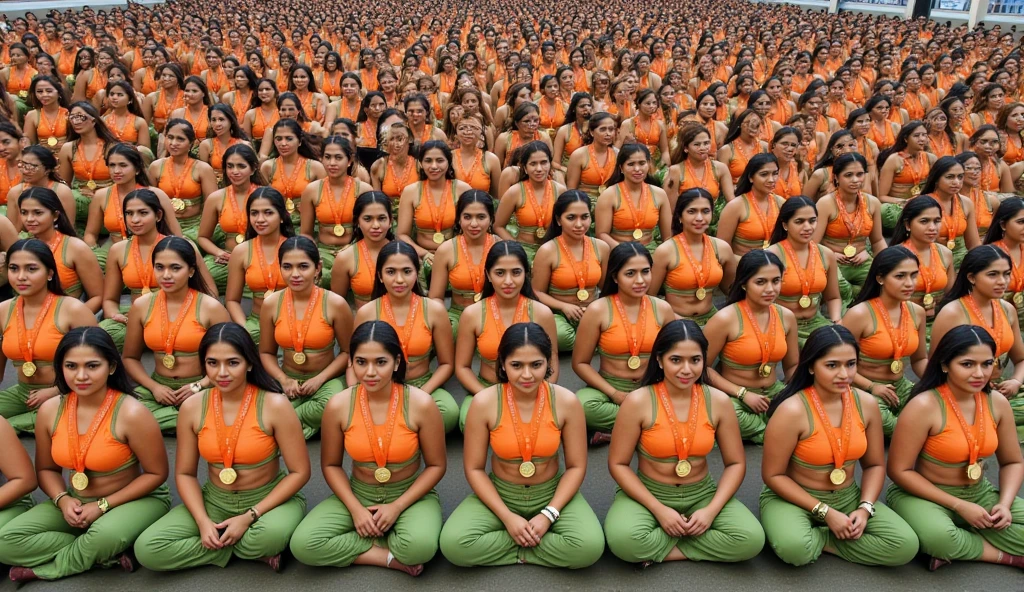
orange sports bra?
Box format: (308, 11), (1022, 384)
(734, 193), (780, 248)
(664, 235), (724, 296)
(120, 235), (164, 294)
(47, 233), (80, 294)
(824, 194), (872, 241)
(0, 159), (21, 204)
(156, 159), (202, 203)
(244, 237), (288, 296)
(596, 295), (663, 359)
(251, 108), (279, 142)
(142, 291), (207, 354)
(611, 183), (660, 234)
(349, 241), (377, 302)
(1, 295), (66, 364)
(791, 389), (868, 469)
(960, 296), (1014, 358)
(938, 195), (968, 242)
(549, 237), (603, 295)
(453, 149), (490, 192)
(637, 383), (716, 462)
(376, 295), (433, 363)
(272, 288), (336, 353)
(903, 241), (948, 296)
(561, 125), (584, 165)
(50, 393), (136, 474)
(103, 112), (139, 143)
(314, 177), (359, 233)
(920, 389), (998, 466)
(515, 181), (555, 232)
(972, 188), (994, 234)
(197, 389), (280, 468)
(210, 138), (243, 172)
(727, 140), (764, 183)
(103, 184), (143, 237)
(344, 384), (420, 466)
(35, 107), (68, 141)
(71, 142), (111, 183)
(720, 303), (788, 370)
(892, 152), (928, 187)
(489, 382), (561, 462)
(632, 116), (662, 149)
(381, 157), (417, 200)
(778, 241), (828, 300)
(774, 161), (802, 199)
(413, 181), (458, 235)
(477, 296), (534, 363)
(579, 145), (616, 188)
(867, 121), (894, 151)
(679, 159), (720, 198)
(218, 185), (250, 236)
(859, 299), (920, 363)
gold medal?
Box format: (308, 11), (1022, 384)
(519, 461), (536, 478)
(234, 233), (244, 244)
(71, 471), (89, 490)
(293, 351), (307, 365)
(675, 459), (691, 477)
(374, 467), (392, 483)
(922, 293), (934, 307)
(910, 184), (921, 197)
(535, 227), (546, 239)
(1015, 292), (1024, 308)
(946, 239), (956, 250)
(632, 228), (643, 240)
(829, 468), (846, 485)
(577, 288), (590, 301)
(162, 354), (176, 369)
(47, 137), (57, 147)
(432, 231), (445, 244)
(285, 198), (295, 212)
(759, 363), (773, 377)
(171, 197), (186, 212)
(21, 361), (36, 377)
(799, 295), (812, 308)
(333, 224), (345, 237)
(695, 287), (707, 301)
(473, 292), (482, 302)
(219, 467), (237, 484)
(86, 180), (97, 190)
(627, 355), (642, 370)
(843, 244), (856, 258)
(890, 360), (904, 374)
(17, 90), (27, 98)
(762, 240), (770, 249)
(966, 462), (982, 480)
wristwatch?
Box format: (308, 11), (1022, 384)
(97, 498), (109, 514)
(735, 387), (748, 400)
(190, 382), (203, 394)
(858, 501), (876, 517)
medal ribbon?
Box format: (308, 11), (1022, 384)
(159, 289), (196, 357)
(285, 287), (321, 356)
(525, 180), (551, 231)
(488, 295), (529, 334)
(357, 383), (402, 470)
(683, 158), (712, 191)
(253, 236), (284, 293)
(502, 382), (547, 463)
(654, 382), (702, 463)
(746, 193), (776, 244)
(940, 195), (960, 243)
(781, 239), (818, 298)
(836, 192), (865, 240)
(279, 157), (306, 198)
(421, 181), (453, 234)
(66, 389), (119, 477)
(964, 294), (1004, 352)
(169, 159), (194, 199)
(996, 241), (1024, 292)
(223, 185), (249, 234)
(676, 234), (713, 291)
(129, 235), (162, 291)
(322, 176), (353, 226)
(617, 183), (649, 234)
(937, 385), (987, 469)
(458, 235), (493, 294)
(738, 300), (777, 369)
(873, 299), (909, 363)
(16, 292), (55, 368)
(212, 384), (257, 471)
(902, 241), (935, 294)
(806, 386), (853, 472)
(612, 294), (649, 360)
(381, 294), (420, 360)
(112, 185), (129, 237)
(588, 145), (614, 186)
(453, 149), (481, 183)
(556, 236), (592, 292)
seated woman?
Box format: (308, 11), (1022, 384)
(594, 144), (672, 255)
(886, 325), (1024, 571)
(122, 237), (230, 432)
(439, 322), (604, 569)
(134, 322), (310, 572)
(650, 188), (735, 326)
(290, 321), (446, 576)
(573, 242), (674, 440)
(149, 119), (219, 243)
(454, 241), (558, 432)
(494, 141), (565, 264)
(716, 153), (785, 257)
(759, 325), (918, 567)
(891, 196), (955, 329)
(0, 415), (34, 531)
(354, 241), (458, 433)
(0, 327), (170, 581)
(0, 239), (97, 433)
(6, 145), (76, 231)
(532, 190), (608, 352)
(260, 118), (326, 228)
(332, 192), (395, 310)
(604, 319), (765, 565)
(703, 250), (799, 444)
(922, 156), (980, 270)
(877, 122), (936, 233)
(259, 236), (352, 439)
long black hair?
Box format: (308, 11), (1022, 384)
(640, 319), (709, 386)
(876, 121), (926, 171)
(542, 190), (590, 242)
(890, 195), (941, 246)
(495, 322), (554, 383)
(123, 188), (174, 236)
(983, 197), (1024, 245)
(244, 187), (296, 240)
(767, 195), (815, 245)
(53, 327), (136, 395)
(919, 155), (963, 196)
(350, 191), (395, 243)
(767, 324), (859, 416)
(417, 140), (455, 180)
(6, 238), (65, 296)
(849, 245), (919, 308)
(727, 249), (784, 305)
(454, 189), (495, 237)
(671, 189), (714, 236)
(152, 236), (215, 296)
(370, 240), (424, 299)
(910, 325), (996, 397)
(600, 241), (652, 297)
(199, 322), (283, 393)
(813, 129), (854, 171)
(734, 153), (779, 196)
(936, 245), (1012, 312)
(605, 143), (660, 186)
(350, 320), (407, 384)
(17, 187), (76, 237)
(481, 241), (536, 299)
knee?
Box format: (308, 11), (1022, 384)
(560, 532), (606, 569)
(766, 528), (818, 567)
(604, 522), (652, 563)
(133, 528), (167, 571)
(438, 522), (477, 567)
(391, 531), (439, 566)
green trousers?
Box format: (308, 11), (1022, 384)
(797, 312), (833, 348)
(838, 259), (871, 308)
(732, 381), (785, 444)
(407, 373), (459, 433)
(874, 376), (915, 437)
(134, 474), (306, 571)
(135, 373), (199, 432)
(949, 236), (967, 270)
(0, 487), (170, 579)
(92, 241), (111, 272)
(886, 480), (1024, 561)
(285, 370), (345, 440)
(439, 473), (604, 569)
(683, 306), (717, 328)
(553, 311), (577, 352)
(99, 303), (131, 352)
(604, 473), (764, 563)
(1009, 394), (1024, 443)
(881, 202), (903, 234)
(317, 243), (341, 290)
(458, 375), (494, 433)
(709, 196), (726, 237)
(245, 311), (261, 346)
(179, 214), (202, 244)
(759, 483), (918, 567)
(203, 255), (230, 297)
(448, 306), (464, 338)
(290, 473), (441, 567)
(72, 189), (92, 238)
(577, 374), (640, 433)
(0, 381), (41, 433)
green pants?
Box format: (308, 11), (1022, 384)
(874, 376), (915, 437)
(317, 243), (341, 290)
(179, 214), (202, 244)
(886, 480), (1024, 561)
(457, 375), (494, 433)
(881, 202), (903, 234)
(1009, 393), (1024, 443)
(99, 303), (130, 352)
(448, 305), (464, 338)
(418, 257), (433, 294)
(733, 381), (785, 444)
(91, 241), (111, 272)
(838, 258), (871, 307)
(72, 189), (93, 238)
(285, 370), (345, 440)
(134, 373), (200, 432)
(203, 255), (230, 296)
(134, 474), (306, 571)
(245, 311), (260, 346)
(521, 241), (539, 266)
(683, 306), (717, 328)
(290, 473), (441, 567)
(553, 311), (577, 352)
(759, 483), (918, 567)
(797, 312), (833, 348)
(949, 236), (967, 270)
(0, 381), (40, 433)
(407, 373), (459, 433)
(709, 196), (726, 237)
(577, 374), (640, 433)
(604, 473), (764, 563)
(439, 473), (604, 569)
(0, 487), (170, 579)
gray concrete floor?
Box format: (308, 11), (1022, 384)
(4, 352), (1023, 592)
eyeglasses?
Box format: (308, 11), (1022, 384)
(16, 161), (40, 170)
(68, 114), (91, 123)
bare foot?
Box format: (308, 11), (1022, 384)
(259, 554), (282, 572)
(9, 567), (38, 582)
(589, 431), (612, 446)
(928, 557), (951, 572)
(387, 558), (424, 576)
(119, 551), (136, 572)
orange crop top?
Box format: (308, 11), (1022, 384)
(824, 195), (872, 241)
(921, 390), (999, 466)
(272, 288), (336, 353)
(938, 195), (968, 242)
(597, 295), (663, 359)
(156, 159), (202, 203)
(549, 237), (603, 295)
(515, 181), (555, 232)
(778, 242), (828, 299)
(50, 234), (80, 294)
(664, 235), (724, 296)
(1, 295), (66, 364)
(35, 107), (68, 141)
(103, 184), (143, 236)
(71, 142), (111, 184)
(734, 193), (781, 247)
(453, 149), (491, 192)
(197, 390), (280, 468)
(637, 384), (716, 462)
(349, 241), (377, 302)
(142, 291), (207, 354)
(344, 385), (420, 466)
(489, 382), (561, 462)
(679, 159), (720, 198)
(960, 297), (1014, 358)
(314, 178), (358, 233)
(413, 181), (458, 235)
(720, 303), (788, 370)
(859, 300), (920, 363)
(903, 242), (948, 296)
(611, 183), (661, 234)
(218, 185), (250, 236)
(376, 295), (433, 363)
(244, 238), (288, 296)
(449, 236), (496, 301)
(579, 146), (616, 188)
(381, 157), (417, 200)
(477, 296), (534, 363)
(269, 158), (313, 199)
(103, 112), (140, 144)
(791, 389), (868, 469)
(120, 235), (164, 293)
(50, 393), (136, 474)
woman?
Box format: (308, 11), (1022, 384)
(289, 320), (445, 574)
(769, 127), (806, 199)
(536, 75), (568, 140)
(1, 43), (38, 118)
(717, 153), (785, 257)
(324, 73), (362, 124)
(865, 95), (900, 153)
(0, 239), (97, 433)
(199, 48), (230, 100)
(494, 103), (551, 168)
(878, 122), (937, 232)
(594, 144), (672, 254)
(17, 187), (102, 311)
(495, 142), (566, 263)
(370, 123), (418, 220)
(564, 112), (618, 222)
(619, 89), (671, 173)
(261, 118), (326, 228)
(802, 130), (857, 200)
(961, 152), (1001, 238)
(151, 120), (219, 242)
(451, 115), (500, 196)
(923, 156), (981, 269)
(759, 325), (918, 567)
(7, 145), (76, 231)
(197, 145), (265, 294)
(405, 94), (446, 145)
(259, 236), (352, 439)
(354, 241), (458, 433)
(23, 75), (69, 155)
(259, 94), (327, 153)
(241, 78), (280, 153)
(168, 77), (213, 148)
(332, 192), (395, 310)
(703, 250), (799, 443)
(604, 319), (765, 564)
(532, 190), (609, 351)
(650, 188), (735, 324)
(892, 196), (956, 324)
(100, 80), (151, 154)
(58, 102), (117, 235)
(664, 123), (734, 225)
(454, 241), (558, 431)
(299, 136), (370, 288)
(970, 125), (1016, 194)
(0, 415), (34, 531)
(842, 246), (929, 436)
(122, 237), (230, 431)
(225, 187), (294, 345)
(716, 110), (769, 185)
(997, 102), (1024, 190)
(0, 327), (170, 581)
(552, 93), (591, 177)
(986, 199), (1024, 330)
(355, 91), (386, 149)
(134, 322), (310, 572)
(0, 123), (24, 216)
(574, 242), (675, 438)
(196, 105), (251, 185)
(886, 325), (1024, 570)
(925, 107), (961, 159)
(969, 84), (1005, 131)
(287, 64), (327, 124)
(767, 197), (842, 345)
(221, 67), (258, 122)
(142, 63), (185, 137)
(440, 322), (604, 569)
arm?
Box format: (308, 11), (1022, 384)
(419, 301), (454, 394)
(493, 185), (519, 241)
(961, 197), (980, 250)
(803, 170), (824, 200)
(251, 395), (311, 517)
(571, 300), (624, 402)
(868, 197), (887, 255)
(101, 243), (127, 321)
(396, 186), (429, 259)
(877, 156), (898, 203)
(534, 306), (560, 383)
(224, 246), (248, 325)
(714, 198), (740, 248)
(100, 399), (170, 510)
(0, 418), (36, 507)
(655, 188), (673, 245)
(594, 188), (618, 249)
(454, 304), (489, 394)
(82, 189), (106, 247)
(716, 161), (736, 201)
(426, 242), (452, 302)
(823, 249), (842, 323)
(564, 149), (583, 189)
(298, 180), (318, 238)
(196, 192), (226, 261)
(781, 309), (800, 381)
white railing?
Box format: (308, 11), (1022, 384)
(987, 0), (1023, 12)
(931, 0), (970, 10)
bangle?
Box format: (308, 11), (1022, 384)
(858, 501), (876, 517)
(248, 507), (261, 522)
(816, 503), (830, 521)
(52, 492), (69, 507)
(540, 509), (555, 523)
(190, 382), (203, 394)
(543, 505), (560, 521)
(735, 386), (747, 399)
